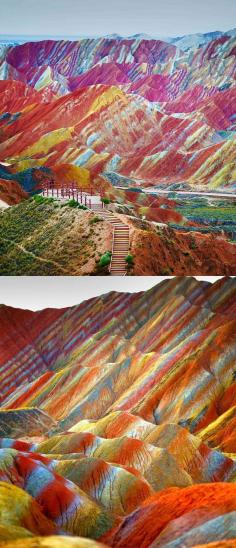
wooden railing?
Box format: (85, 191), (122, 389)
(42, 183), (105, 208)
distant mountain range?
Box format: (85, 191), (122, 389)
(0, 28), (235, 197)
(1, 27), (236, 49)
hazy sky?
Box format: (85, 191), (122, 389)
(0, 277), (221, 310)
(1, 0), (235, 38)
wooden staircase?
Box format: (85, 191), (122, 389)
(98, 210), (130, 276)
(41, 186), (130, 276)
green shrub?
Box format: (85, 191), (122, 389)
(99, 251), (112, 267)
(66, 199), (79, 208)
(33, 194), (55, 204)
(62, 200), (87, 210)
(33, 194), (44, 204)
(89, 216), (102, 224)
(125, 254), (134, 265)
(101, 197), (110, 204)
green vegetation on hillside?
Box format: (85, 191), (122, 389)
(177, 205), (236, 222)
(0, 198), (110, 275)
(175, 199), (236, 240)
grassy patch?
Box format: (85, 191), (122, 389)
(89, 216), (102, 225)
(0, 199), (108, 275)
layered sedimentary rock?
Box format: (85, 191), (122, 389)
(0, 277), (236, 545)
(0, 31), (235, 195)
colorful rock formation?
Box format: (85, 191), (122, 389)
(0, 31), (235, 195)
(0, 277), (236, 545)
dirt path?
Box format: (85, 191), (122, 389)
(1, 237), (69, 274)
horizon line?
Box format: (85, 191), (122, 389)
(0, 277), (224, 312)
(0, 28), (234, 41)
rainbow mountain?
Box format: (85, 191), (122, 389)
(0, 30), (235, 196)
(0, 276), (236, 546)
